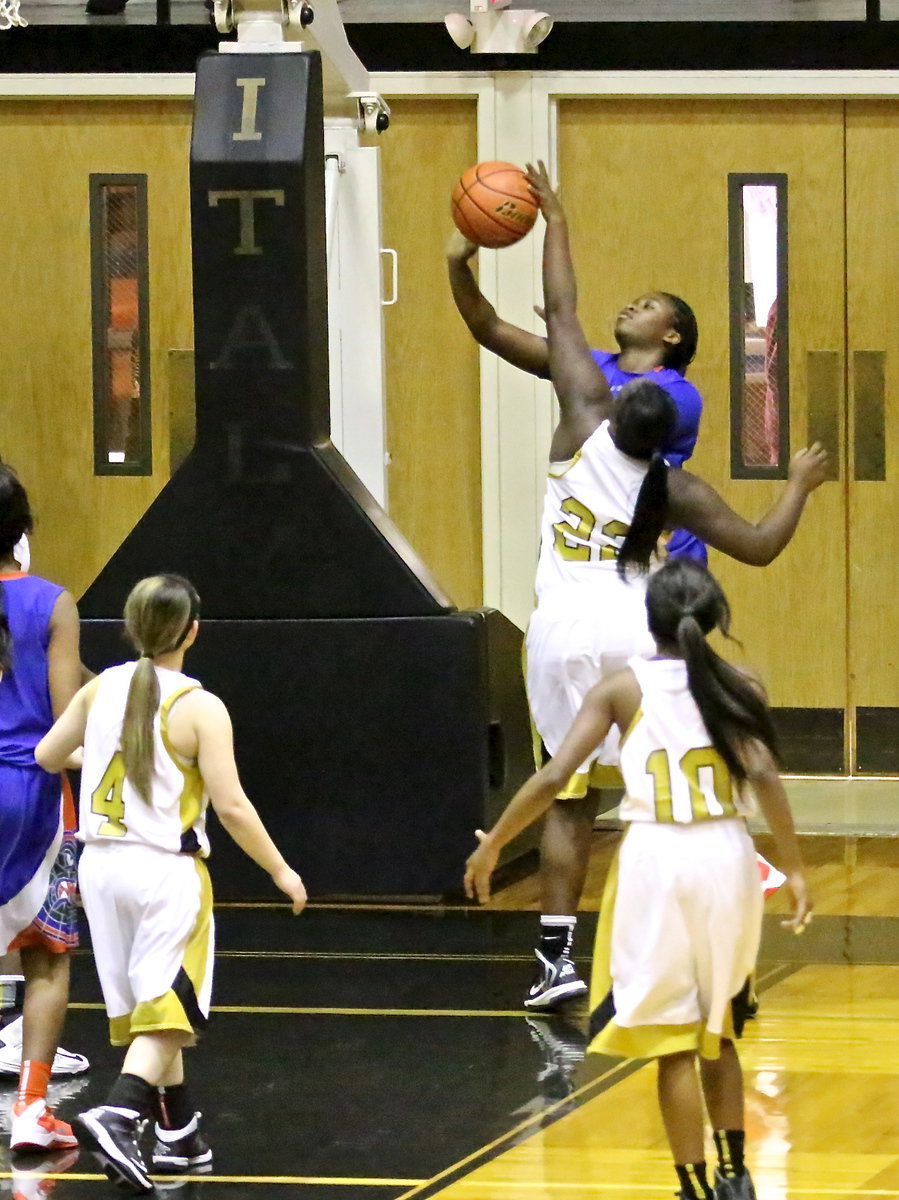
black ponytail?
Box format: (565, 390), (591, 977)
(610, 379), (677, 578)
(646, 558), (779, 783)
(617, 454), (669, 577)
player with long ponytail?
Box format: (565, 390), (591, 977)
(120, 575), (200, 804)
(36, 573), (306, 1195)
(465, 557), (810, 1200)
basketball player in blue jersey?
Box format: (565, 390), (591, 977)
(0, 528), (90, 1085)
(446, 231), (704, 561)
(465, 558), (810, 1200)
(0, 466), (84, 1156)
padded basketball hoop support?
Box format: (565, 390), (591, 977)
(80, 52), (534, 897)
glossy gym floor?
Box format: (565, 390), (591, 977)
(2, 789), (899, 1200)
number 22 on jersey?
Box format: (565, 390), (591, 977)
(91, 753), (128, 837)
(553, 497), (629, 561)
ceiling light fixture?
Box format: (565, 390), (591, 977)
(444, 0), (553, 53)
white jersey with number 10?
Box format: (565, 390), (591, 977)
(619, 655), (755, 825)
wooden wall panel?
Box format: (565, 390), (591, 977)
(558, 100), (847, 708)
(845, 103), (899, 712)
(0, 99), (193, 600)
(377, 97), (482, 610)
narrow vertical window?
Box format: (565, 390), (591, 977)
(728, 175), (789, 478)
(90, 175), (151, 475)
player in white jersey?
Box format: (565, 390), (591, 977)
(36, 574), (306, 1196)
(516, 161), (825, 1012)
(465, 557), (811, 1200)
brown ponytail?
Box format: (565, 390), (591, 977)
(121, 575), (200, 803)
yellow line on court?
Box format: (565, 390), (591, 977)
(393, 1061), (635, 1200)
(2, 1173), (424, 1186)
(216, 902), (471, 912)
(215, 950), (531, 962)
(66, 1002), (534, 1017)
(448, 1186), (899, 1196)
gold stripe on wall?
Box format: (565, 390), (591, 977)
(853, 349), (886, 482)
(807, 349), (841, 481)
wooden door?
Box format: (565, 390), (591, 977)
(377, 97), (483, 610)
(0, 99), (194, 598)
(845, 102), (899, 773)
(558, 100), (849, 764)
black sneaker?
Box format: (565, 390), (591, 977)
(72, 1105), (153, 1195)
(151, 1111), (213, 1173)
(714, 1169), (757, 1199)
(523, 950), (588, 1010)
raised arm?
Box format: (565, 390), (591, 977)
(524, 162), (613, 459)
(666, 444), (828, 565)
(446, 230), (552, 377)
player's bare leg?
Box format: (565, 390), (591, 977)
(701, 1040), (755, 1198)
(9, 948), (77, 1154)
(18, 945), (70, 1067)
(658, 1051), (714, 1199)
(525, 788), (601, 1010)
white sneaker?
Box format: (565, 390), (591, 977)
(10, 1098), (78, 1152)
(0, 1017), (90, 1078)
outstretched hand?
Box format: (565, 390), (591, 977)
(463, 829), (500, 904)
(788, 442), (828, 493)
(524, 160), (564, 222)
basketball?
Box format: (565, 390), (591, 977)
(451, 161), (538, 249)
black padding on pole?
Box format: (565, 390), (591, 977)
(82, 610), (535, 898)
(80, 51), (449, 620)
(77, 50), (535, 896)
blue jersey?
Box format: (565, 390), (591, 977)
(591, 350), (706, 562)
(0, 573), (65, 910)
(0, 574), (63, 767)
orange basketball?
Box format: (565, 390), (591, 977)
(451, 161), (538, 249)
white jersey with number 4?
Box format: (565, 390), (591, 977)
(535, 419), (651, 598)
(79, 662), (210, 857)
(619, 656), (755, 824)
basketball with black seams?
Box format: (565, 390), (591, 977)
(451, 161), (538, 249)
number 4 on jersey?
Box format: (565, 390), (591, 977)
(91, 753), (128, 837)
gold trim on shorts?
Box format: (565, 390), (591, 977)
(108, 858), (214, 1046)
